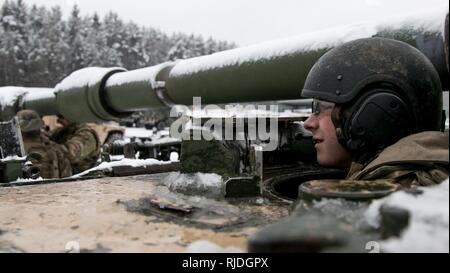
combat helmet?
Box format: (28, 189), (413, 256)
(301, 37), (443, 163)
(16, 109), (44, 134)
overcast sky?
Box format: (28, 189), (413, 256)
(2, 0), (448, 45)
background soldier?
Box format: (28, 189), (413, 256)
(17, 110), (72, 178)
(50, 116), (101, 174)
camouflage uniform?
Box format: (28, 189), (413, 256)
(346, 131), (449, 187)
(22, 132), (72, 179)
(50, 123), (100, 174)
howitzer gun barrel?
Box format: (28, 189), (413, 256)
(22, 88), (57, 116)
(13, 9), (448, 123)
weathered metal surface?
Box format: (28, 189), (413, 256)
(0, 173), (289, 252)
(298, 179), (400, 201)
(247, 213), (369, 253)
(224, 177), (260, 198)
(180, 139), (243, 177)
(379, 205), (411, 239)
(111, 162), (180, 177)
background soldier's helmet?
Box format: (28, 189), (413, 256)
(17, 109), (44, 133)
(301, 37), (443, 163)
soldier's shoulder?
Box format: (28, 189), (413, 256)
(366, 131), (449, 170)
(74, 123), (98, 136)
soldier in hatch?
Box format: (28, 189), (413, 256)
(302, 37), (449, 187)
(49, 116), (101, 175)
(17, 110), (72, 178)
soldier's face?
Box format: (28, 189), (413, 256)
(304, 100), (352, 169)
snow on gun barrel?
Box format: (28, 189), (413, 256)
(0, 7), (446, 123)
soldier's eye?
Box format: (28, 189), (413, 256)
(312, 100), (334, 116)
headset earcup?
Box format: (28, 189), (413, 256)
(343, 91), (413, 152)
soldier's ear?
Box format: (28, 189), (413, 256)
(331, 106), (346, 144)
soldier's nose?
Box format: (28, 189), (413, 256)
(304, 115), (318, 131)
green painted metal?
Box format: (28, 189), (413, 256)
(165, 49), (326, 105)
(104, 65), (172, 112)
(22, 88), (58, 117)
(54, 67), (126, 122)
(16, 10), (448, 123)
(164, 27), (448, 106)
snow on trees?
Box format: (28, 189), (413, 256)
(0, 0), (236, 87)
